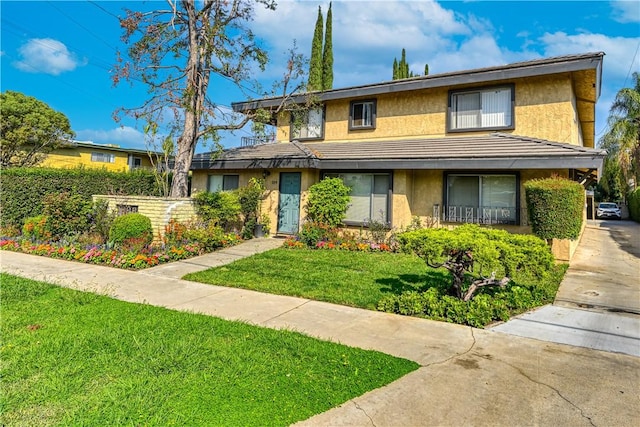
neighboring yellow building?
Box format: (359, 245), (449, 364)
(190, 53), (606, 236)
(41, 141), (158, 172)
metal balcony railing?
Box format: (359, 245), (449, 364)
(240, 134), (276, 147)
(433, 205), (527, 226)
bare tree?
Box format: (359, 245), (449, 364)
(113, 0), (307, 197)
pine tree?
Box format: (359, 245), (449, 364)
(321, 2), (333, 90)
(308, 6), (323, 91)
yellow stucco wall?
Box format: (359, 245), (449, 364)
(275, 73), (583, 146)
(191, 169), (319, 235)
(42, 147), (155, 171)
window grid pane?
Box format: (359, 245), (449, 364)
(451, 87), (512, 130)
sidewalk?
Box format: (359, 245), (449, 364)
(1, 238), (639, 426)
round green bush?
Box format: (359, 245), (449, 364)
(109, 213), (153, 246)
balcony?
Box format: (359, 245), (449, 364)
(240, 134), (276, 147)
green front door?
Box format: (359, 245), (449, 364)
(278, 172), (301, 234)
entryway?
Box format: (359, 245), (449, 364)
(277, 172), (301, 234)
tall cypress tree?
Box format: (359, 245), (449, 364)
(308, 6), (323, 91)
(322, 2), (333, 90)
(393, 58), (398, 80)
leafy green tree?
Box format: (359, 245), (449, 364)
(599, 72), (640, 191)
(308, 5), (324, 91)
(321, 2), (333, 91)
(0, 91), (74, 168)
(114, 1), (307, 198)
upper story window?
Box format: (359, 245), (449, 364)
(349, 99), (376, 130)
(448, 85), (514, 132)
(91, 152), (115, 163)
(291, 107), (324, 141)
(208, 174), (239, 192)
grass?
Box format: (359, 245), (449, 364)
(184, 248), (444, 310)
(1, 273), (419, 426)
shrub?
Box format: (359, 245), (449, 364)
(298, 222), (338, 247)
(41, 192), (92, 240)
(193, 191), (241, 229)
(182, 221), (238, 252)
(306, 177), (351, 227)
(0, 167), (161, 229)
(525, 177), (585, 240)
(398, 224), (554, 301)
(109, 213), (153, 247)
(89, 199), (116, 243)
(163, 219), (189, 246)
(22, 216), (51, 241)
(628, 187), (640, 222)
(237, 178), (265, 222)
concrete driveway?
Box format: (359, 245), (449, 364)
(491, 220), (640, 356)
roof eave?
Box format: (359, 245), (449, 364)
(232, 53), (605, 111)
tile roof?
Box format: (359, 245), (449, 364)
(191, 133), (605, 171)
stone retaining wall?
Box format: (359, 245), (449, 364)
(93, 195), (197, 241)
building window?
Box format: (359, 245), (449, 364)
(207, 174), (239, 192)
(91, 152), (115, 163)
(349, 99), (376, 130)
(132, 157), (142, 169)
(290, 107), (324, 141)
(324, 172), (391, 225)
(448, 85), (514, 132)
(444, 173), (518, 224)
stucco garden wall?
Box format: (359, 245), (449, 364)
(93, 195), (197, 241)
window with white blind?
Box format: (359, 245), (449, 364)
(91, 152), (115, 163)
(324, 172), (391, 224)
(349, 99), (376, 130)
(291, 107), (324, 140)
(448, 85), (514, 131)
(207, 174), (239, 192)
(445, 174), (518, 224)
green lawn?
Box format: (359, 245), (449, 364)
(1, 274), (419, 426)
(185, 248), (445, 310)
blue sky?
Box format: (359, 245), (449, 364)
(1, 0), (639, 152)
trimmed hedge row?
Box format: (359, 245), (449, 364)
(524, 177), (585, 240)
(0, 167), (162, 228)
(628, 187), (640, 222)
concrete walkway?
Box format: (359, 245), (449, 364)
(491, 221), (640, 357)
(1, 236), (639, 426)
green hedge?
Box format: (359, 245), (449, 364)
(628, 188), (640, 222)
(524, 177), (585, 240)
(0, 167), (161, 228)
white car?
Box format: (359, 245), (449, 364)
(596, 202), (622, 220)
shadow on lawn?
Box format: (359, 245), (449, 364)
(377, 271), (450, 295)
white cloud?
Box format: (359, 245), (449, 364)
(611, 1), (640, 24)
(13, 38), (85, 75)
(75, 126), (146, 149)
(540, 31), (640, 79)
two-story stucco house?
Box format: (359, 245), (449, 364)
(190, 52), (606, 236)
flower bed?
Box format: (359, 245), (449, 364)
(283, 236), (396, 253)
(0, 233), (241, 270)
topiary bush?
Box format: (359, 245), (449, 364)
(306, 177), (351, 227)
(109, 213), (153, 247)
(524, 177), (585, 240)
